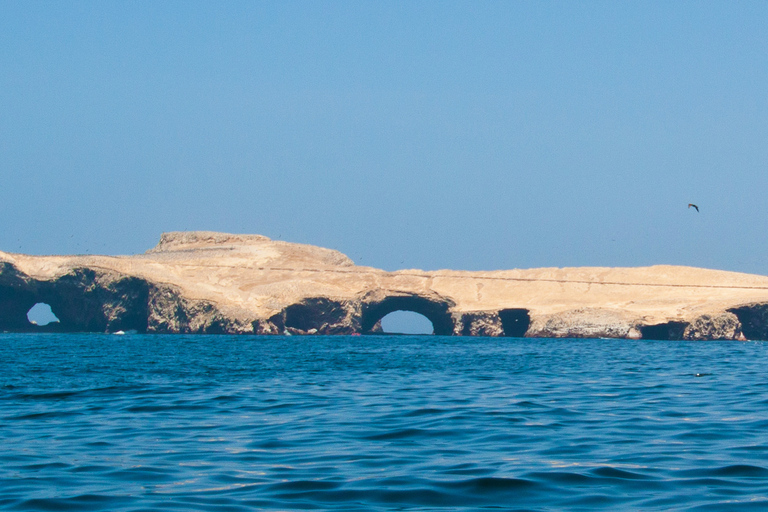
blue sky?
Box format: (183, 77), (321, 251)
(2, 1), (767, 275)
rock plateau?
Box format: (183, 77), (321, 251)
(3, 231), (768, 340)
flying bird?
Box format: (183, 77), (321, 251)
(688, 204), (699, 212)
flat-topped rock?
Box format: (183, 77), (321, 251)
(147, 231), (273, 252)
(2, 231), (768, 339)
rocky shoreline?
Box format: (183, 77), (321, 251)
(2, 231), (768, 340)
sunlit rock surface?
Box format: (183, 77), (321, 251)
(3, 231), (768, 340)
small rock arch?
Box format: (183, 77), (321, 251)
(360, 292), (455, 336)
(0, 268), (151, 333)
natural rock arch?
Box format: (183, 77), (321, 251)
(360, 292), (455, 336)
(0, 266), (151, 333)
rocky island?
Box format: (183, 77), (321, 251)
(2, 231), (768, 340)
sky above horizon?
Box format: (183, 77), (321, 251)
(2, 1), (767, 275)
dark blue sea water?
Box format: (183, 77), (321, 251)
(2, 334), (768, 511)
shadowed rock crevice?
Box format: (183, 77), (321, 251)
(0, 262), (38, 330)
(729, 303), (768, 340)
(639, 321), (688, 340)
(0, 286), (38, 330)
(281, 298), (359, 335)
(148, 284), (230, 334)
(361, 293), (455, 336)
(499, 308), (531, 337)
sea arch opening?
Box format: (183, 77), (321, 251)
(361, 294), (454, 336)
(379, 310), (435, 335)
(27, 302), (60, 327)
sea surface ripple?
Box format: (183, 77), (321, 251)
(2, 334), (768, 511)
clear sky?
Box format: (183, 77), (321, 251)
(2, 1), (767, 274)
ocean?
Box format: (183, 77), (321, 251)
(2, 333), (768, 511)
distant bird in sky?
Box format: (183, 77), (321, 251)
(688, 203), (699, 212)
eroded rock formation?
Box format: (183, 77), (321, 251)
(2, 231), (768, 340)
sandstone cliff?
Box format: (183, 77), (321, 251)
(2, 231), (768, 340)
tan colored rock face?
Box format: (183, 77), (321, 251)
(2, 231), (768, 339)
